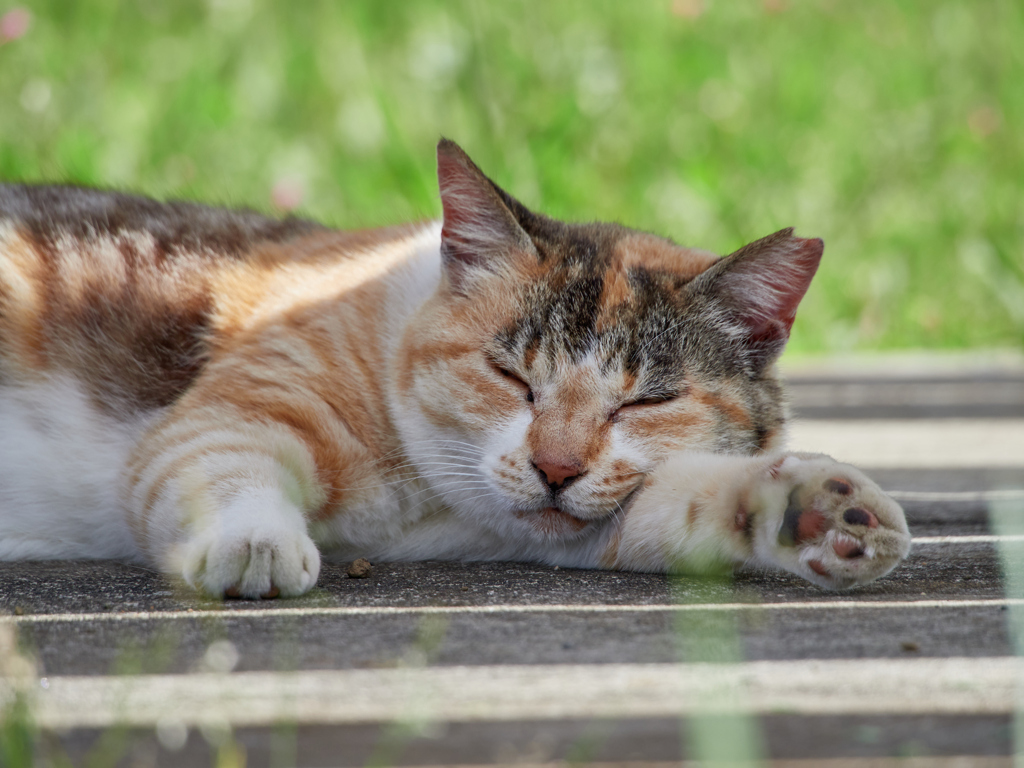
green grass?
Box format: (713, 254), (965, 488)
(1, 0), (1022, 353)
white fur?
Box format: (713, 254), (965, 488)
(176, 485), (320, 597)
(381, 223), (444, 347)
(0, 377), (150, 560)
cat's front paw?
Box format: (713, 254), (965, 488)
(750, 454), (910, 589)
(179, 512), (321, 599)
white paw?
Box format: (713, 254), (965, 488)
(180, 506), (320, 599)
(750, 454), (911, 589)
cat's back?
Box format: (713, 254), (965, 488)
(0, 184), (323, 402)
(0, 183), (324, 255)
(0, 183), (433, 410)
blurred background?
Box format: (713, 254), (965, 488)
(0, 0), (1021, 355)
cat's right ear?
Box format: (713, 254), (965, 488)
(688, 228), (824, 372)
(437, 139), (538, 292)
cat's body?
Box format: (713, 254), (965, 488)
(0, 141), (911, 597)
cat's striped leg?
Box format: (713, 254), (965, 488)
(125, 412), (327, 599)
(607, 451), (911, 589)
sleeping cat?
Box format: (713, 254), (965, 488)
(0, 139), (910, 598)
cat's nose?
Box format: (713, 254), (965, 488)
(532, 460), (582, 491)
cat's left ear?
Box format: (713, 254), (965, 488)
(690, 228), (824, 369)
(436, 138), (539, 292)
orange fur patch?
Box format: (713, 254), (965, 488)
(0, 232), (50, 372)
(613, 233), (719, 280)
(599, 525), (622, 568)
(687, 497), (705, 526)
(690, 386), (753, 430)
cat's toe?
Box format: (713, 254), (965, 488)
(181, 526), (320, 599)
(760, 455), (910, 589)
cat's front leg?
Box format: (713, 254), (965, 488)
(126, 419), (326, 599)
(176, 484), (321, 599)
(609, 452), (911, 589)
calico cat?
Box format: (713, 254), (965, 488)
(0, 140), (910, 598)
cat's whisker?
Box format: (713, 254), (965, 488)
(389, 468), (486, 486)
(400, 486), (497, 519)
(395, 438), (485, 457)
(319, 468), (434, 494)
(363, 441), (484, 471)
(416, 471), (485, 480)
(423, 438), (487, 453)
(332, 457), (482, 486)
(376, 453), (482, 469)
(610, 495), (628, 523)
(416, 475), (493, 488)
(415, 484), (493, 499)
(381, 477), (491, 504)
(343, 478), (493, 518)
(385, 460), (481, 472)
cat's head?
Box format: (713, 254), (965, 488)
(394, 139), (822, 544)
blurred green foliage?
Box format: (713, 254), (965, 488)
(1, 0), (1021, 352)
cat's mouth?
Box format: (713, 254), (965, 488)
(513, 505), (591, 537)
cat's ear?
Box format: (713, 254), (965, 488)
(437, 138), (538, 291)
(691, 228), (823, 370)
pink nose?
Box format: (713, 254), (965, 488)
(533, 460), (581, 490)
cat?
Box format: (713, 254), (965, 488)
(0, 139), (910, 599)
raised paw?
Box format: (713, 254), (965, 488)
(180, 514), (321, 599)
(752, 454), (911, 589)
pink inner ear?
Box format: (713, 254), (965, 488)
(437, 154), (478, 243)
(436, 141), (532, 276)
(437, 149), (488, 257)
(729, 235), (824, 339)
(769, 237), (824, 331)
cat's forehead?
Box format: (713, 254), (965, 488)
(530, 220), (717, 276)
(494, 223), (723, 382)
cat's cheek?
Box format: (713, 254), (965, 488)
(451, 366), (525, 422)
(479, 410), (542, 500)
(412, 363), (528, 436)
(615, 404), (720, 459)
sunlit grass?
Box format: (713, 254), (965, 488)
(0, 0), (1021, 352)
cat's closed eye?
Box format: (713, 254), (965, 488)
(493, 363), (534, 403)
(627, 395), (676, 407)
(611, 392), (680, 421)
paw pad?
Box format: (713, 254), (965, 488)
(778, 489), (829, 546)
(808, 560), (829, 576)
(825, 478), (853, 495)
(832, 534), (865, 559)
(765, 455), (911, 589)
(842, 507), (878, 528)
